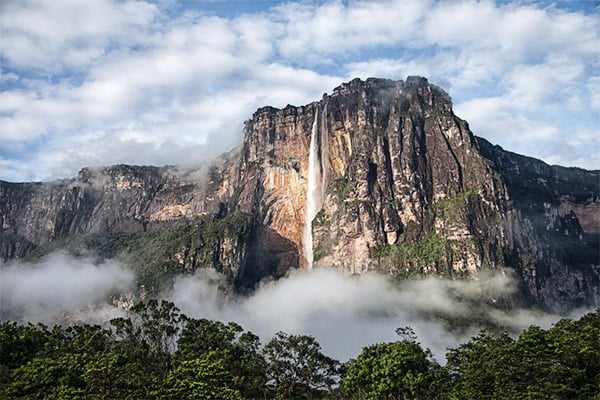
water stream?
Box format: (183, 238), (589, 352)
(303, 109), (321, 269)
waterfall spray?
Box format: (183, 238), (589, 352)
(303, 109), (321, 269)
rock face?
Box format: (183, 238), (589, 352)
(1, 77), (598, 311)
(1, 164), (218, 247)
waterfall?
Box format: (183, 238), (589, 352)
(303, 109), (321, 269)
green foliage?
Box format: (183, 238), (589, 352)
(110, 300), (181, 379)
(263, 331), (341, 399)
(0, 322), (50, 371)
(332, 177), (353, 202)
(445, 331), (515, 399)
(25, 212), (253, 294)
(434, 188), (479, 218)
(1, 307), (598, 400)
(125, 213), (252, 293)
(313, 209), (331, 228)
(340, 332), (448, 400)
(446, 309), (600, 399)
(163, 354), (243, 400)
(175, 318), (267, 399)
(370, 233), (451, 266)
(1, 322), (158, 399)
(314, 236), (335, 263)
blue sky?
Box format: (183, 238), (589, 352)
(1, 0), (598, 182)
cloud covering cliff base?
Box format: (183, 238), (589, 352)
(0, 252), (134, 325)
(167, 267), (568, 361)
(2, 252), (580, 362)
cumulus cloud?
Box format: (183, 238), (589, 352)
(0, 0), (598, 182)
(0, 252), (135, 325)
(166, 268), (570, 362)
(0, 0), (160, 71)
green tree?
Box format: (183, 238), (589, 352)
(341, 328), (447, 400)
(163, 352), (243, 400)
(4, 353), (87, 399)
(263, 331), (340, 399)
(445, 331), (513, 399)
(545, 310), (600, 398)
(0, 322), (50, 371)
(445, 308), (600, 399)
(0, 321), (51, 392)
(2, 324), (121, 399)
(110, 299), (181, 379)
(175, 318), (267, 399)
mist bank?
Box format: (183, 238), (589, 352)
(1, 252), (589, 362)
(0, 252), (134, 325)
(167, 267), (578, 361)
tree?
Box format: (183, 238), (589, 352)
(163, 352), (243, 400)
(543, 311), (600, 399)
(445, 331), (513, 399)
(0, 322), (50, 371)
(1, 324), (122, 399)
(263, 331), (340, 399)
(110, 299), (181, 379)
(175, 318), (267, 399)
(445, 309), (600, 399)
(0, 321), (51, 393)
(341, 329), (447, 400)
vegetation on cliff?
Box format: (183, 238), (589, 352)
(24, 212), (253, 294)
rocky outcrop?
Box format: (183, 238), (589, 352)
(1, 77), (598, 311)
(1, 165), (207, 244)
(476, 138), (600, 310)
(224, 77), (598, 310)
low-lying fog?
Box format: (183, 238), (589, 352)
(1, 252), (588, 362)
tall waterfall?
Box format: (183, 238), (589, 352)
(303, 109), (322, 269)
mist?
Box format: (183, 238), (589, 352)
(0, 253), (585, 362)
(166, 267), (573, 362)
(0, 252), (134, 325)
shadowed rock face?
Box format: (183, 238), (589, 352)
(1, 77), (598, 311)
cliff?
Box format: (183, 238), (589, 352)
(1, 77), (598, 311)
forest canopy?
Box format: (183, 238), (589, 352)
(1, 301), (598, 399)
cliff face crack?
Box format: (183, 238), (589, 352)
(320, 104), (329, 201)
(436, 120), (464, 190)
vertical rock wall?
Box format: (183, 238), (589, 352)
(232, 77), (599, 310)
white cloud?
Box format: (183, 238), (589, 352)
(274, 0), (430, 57)
(505, 57), (585, 110)
(0, 252), (135, 324)
(0, 0), (159, 71)
(588, 76), (600, 111)
(0, 0), (598, 182)
(345, 59), (413, 81)
(167, 267), (570, 362)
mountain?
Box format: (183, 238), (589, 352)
(1, 77), (598, 312)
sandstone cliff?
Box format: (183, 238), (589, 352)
(1, 77), (598, 311)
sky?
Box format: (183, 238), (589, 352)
(1, 0), (599, 182)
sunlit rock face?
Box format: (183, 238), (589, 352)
(224, 77), (599, 310)
(1, 77), (598, 311)
(234, 78), (509, 276)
